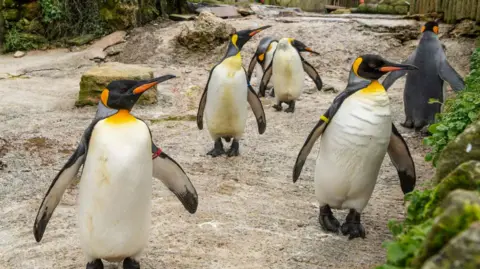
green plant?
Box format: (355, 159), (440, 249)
(424, 48), (480, 165)
(4, 27), (46, 52)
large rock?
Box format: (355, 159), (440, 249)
(423, 161), (480, 218)
(435, 119), (480, 183)
(76, 62), (157, 107)
(421, 221), (480, 269)
(176, 11), (236, 51)
(412, 190), (480, 268)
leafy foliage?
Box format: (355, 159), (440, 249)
(424, 48), (480, 165)
(39, 0), (108, 40)
(4, 27), (46, 52)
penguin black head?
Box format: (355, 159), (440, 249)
(100, 75), (176, 110)
(287, 38), (319, 55)
(225, 25), (271, 58)
(421, 21), (439, 35)
(352, 54), (418, 80)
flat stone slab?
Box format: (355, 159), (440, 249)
(196, 6), (241, 18)
(76, 62), (157, 107)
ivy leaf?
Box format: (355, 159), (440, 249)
(468, 111), (478, 121)
(386, 242), (409, 264)
(428, 98), (443, 105)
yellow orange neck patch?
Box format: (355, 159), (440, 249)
(360, 80), (385, 94)
(105, 109), (136, 124)
(353, 57), (363, 77)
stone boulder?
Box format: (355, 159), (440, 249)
(421, 221), (480, 269)
(435, 119), (480, 183)
(76, 62), (157, 107)
(423, 161), (480, 218)
(176, 11), (236, 51)
(412, 190), (480, 268)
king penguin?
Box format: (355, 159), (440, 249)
(33, 75), (199, 269)
(246, 36), (278, 95)
(293, 55), (418, 239)
(197, 26), (269, 157)
(259, 38), (323, 113)
(382, 21), (465, 133)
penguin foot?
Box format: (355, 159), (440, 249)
(86, 259), (103, 269)
(285, 101), (295, 113)
(401, 119), (414, 129)
(273, 103), (283, 111)
(318, 205), (340, 233)
(415, 126), (431, 137)
(340, 209), (366, 240)
(269, 88), (275, 97)
(123, 258), (140, 269)
(227, 139), (240, 157)
(207, 138), (225, 157)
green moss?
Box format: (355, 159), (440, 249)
(3, 0), (16, 8)
(4, 27), (47, 52)
(3, 8), (19, 21)
(377, 4), (395, 14)
(21, 2), (41, 20)
(394, 5), (409, 14)
(67, 34), (95, 46)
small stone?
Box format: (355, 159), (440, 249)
(13, 51), (26, 58)
(237, 7), (255, 16)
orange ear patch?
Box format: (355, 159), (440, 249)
(421, 26), (426, 33)
(433, 26), (439, 34)
(258, 53), (265, 61)
(101, 89), (109, 106)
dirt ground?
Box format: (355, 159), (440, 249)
(0, 12), (475, 269)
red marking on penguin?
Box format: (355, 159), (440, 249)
(152, 148), (163, 159)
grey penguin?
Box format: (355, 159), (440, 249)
(197, 26), (269, 157)
(33, 76), (198, 269)
(246, 36), (278, 95)
(293, 54), (417, 239)
(259, 38), (323, 113)
(382, 21), (465, 133)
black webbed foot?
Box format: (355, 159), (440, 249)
(227, 139), (240, 157)
(273, 102), (283, 111)
(401, 119), (414, 129)
(123, 257), (140, 269)
(318, 205), (340, 233)
(340, 209), (366, 240)
(285, 101), (295, 113)
(86, 259), (103, 269)
(207, 138), (225, 157)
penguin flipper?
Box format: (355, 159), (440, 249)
(387, 124), (416, 194)
(381, 50), (416, 90)
(439, 60), (465, 92)
(247, 84), (267, 134)
(246, 53), (258, 82)
(33, 143), (86, 242)
(301, 56), (323, 91)
(197, 66), (217, 130)
(152, 144), (198, 214)
(259, 61), (273, 97)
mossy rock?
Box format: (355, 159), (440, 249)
(435, 119), (480, 183)
(421, 221), (480, 269)
(377, 4), (395, 14)
(392, 0), (410, 6)
(99, 2), (139, 30)
(357, 4), (368, 13)
(332, 8), (351, 14)
(16, 18), (44, 34)
(3, 0), (16, 8)
(76, 62), (157, 107)
(4, 30), (47, 52)
(412, 190), (480, 267)
(21, 2), (40, 20)
(394, 5), (409, 14)
(67, 34), (96, 46)
(423, 161), (480, 219)
(3, 8), (19, 21)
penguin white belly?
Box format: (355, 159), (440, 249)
(314, 91), (392, 212)
(254, 62), (264, 92)
(272, 47), (304, 102)
(78, 119), (152, 262)
(205, 63), (248, 139)
(263, 44), (276, 88)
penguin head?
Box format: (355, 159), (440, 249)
(352, 54), (418, 80)
(421, 21), (439, 35)
(231, 25), (271, 51)
(286, 38), (319, 55)
(100, 75), (176, 110)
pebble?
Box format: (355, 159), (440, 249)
(13, 51), (26, 58)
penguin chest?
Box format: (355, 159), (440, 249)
(205, 63), (248, 138)
(314, 91), (392, 211)
(78, 119), (153, 261)
(272, 47), (304, 101)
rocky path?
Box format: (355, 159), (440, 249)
(0, 14), (475, 269)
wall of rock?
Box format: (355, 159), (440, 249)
(0, 0), (169, 53)
(354, 0), (411, 15)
